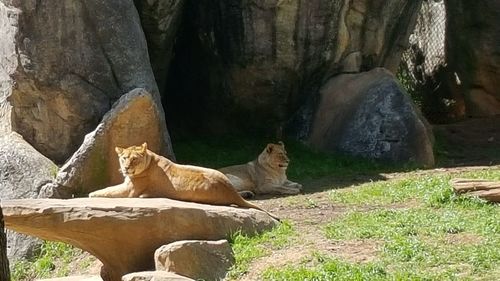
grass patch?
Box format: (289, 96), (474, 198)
(227, 221), (296, 280)
(323, 206), (499, 279)
(236, 168), (500, 280)
(322, 170), (500, 280)
(329, 168), (500, 206)
(262, 256), (388, 281)
(11, 241), (91, 281)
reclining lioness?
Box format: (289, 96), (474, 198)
(88, 143), (279, 220)
(219, 142), (302, 198)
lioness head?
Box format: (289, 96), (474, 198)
(115, 143), (150, 177)
(259, 141), (290, 170)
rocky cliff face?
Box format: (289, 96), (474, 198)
(0, 0), (173, 163)
(162, 0), (423, 136)
(445, 0), (500, 117)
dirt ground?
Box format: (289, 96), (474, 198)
(68, 117), (500, 280)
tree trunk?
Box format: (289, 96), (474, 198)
(451, 178), (500, 203)
(0, 206), (10, 281)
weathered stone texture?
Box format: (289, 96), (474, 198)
(134, 0), (185, 95)
(0, 0), (173, 163)
(0, 132), (57, 260)
(165, 0), (423, 136)
(155, 240), (234, 281)
(308, 68), (434, 167)
(3, 198), (277, 281)
(39, 89), (167, 199)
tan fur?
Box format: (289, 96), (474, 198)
(88, 143), (279, 220)
(219, 142), (302, 197)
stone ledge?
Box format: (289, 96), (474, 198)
(2, 198), (277, 281)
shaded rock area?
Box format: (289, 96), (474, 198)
(2, 198), (278, 281)
(0, 206), (9, 281)
(0, 132), (57, 260)
(122, 271), (193, 281)
(134, 0), (185, 95)
(164, 0), (423, 136)
(445, 0), (500, 117)
(155, 240), (234, 281)
(39, 88), (169, 199)
(308, 68), (434, 167)
(0, 0), (173, 163)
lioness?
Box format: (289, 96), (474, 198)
(88, 143), (278, 220)
(219, 142), (302, 198)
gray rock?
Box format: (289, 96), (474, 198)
(39, 88), (170, 198)
(155, 240), (234, 281)
(0, 0), (173, 163)
(308, 68), (434, 167)
(0, 132), (57, 260)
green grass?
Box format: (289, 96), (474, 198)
(329, 169), (500, 206)
(227, 221), (296, 279)
(322, 205), (499, 280)
(229, 167), (500, 280)
(11, 241), (91, 281)
(262, 257), (389, 281)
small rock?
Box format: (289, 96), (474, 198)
(155, 240), (235, 281)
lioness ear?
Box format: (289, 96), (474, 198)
(115, 147), (124, 154)
(141, 142), (148, 152)
(266, 144), (274, 154)
(278, 141), (285, 147)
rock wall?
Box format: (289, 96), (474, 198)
(0, 0), (173, 163)
(163, 0), (423, 136)
(134, 0), (185, 95)
(445, 0), (500, 117)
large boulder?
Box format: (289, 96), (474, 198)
(0, 0), (173, 163)
(0, 132), (57, 260)
(164, 0), (423, 135)
(444, 0), (500, 117)
(39, 89), (169, 199)
(3, 198), (278, 281)
(307, 68), (434, 167)
(155, 240), (234, 281)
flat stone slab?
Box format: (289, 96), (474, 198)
(2, 198), (277, 281)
